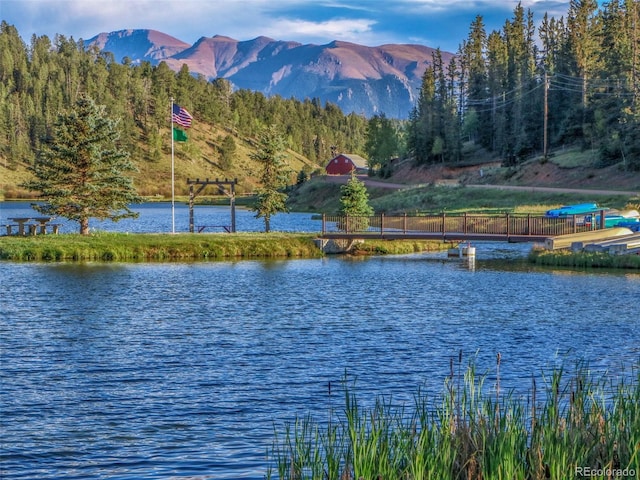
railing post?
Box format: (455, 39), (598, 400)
(403, 213), (407, 234)
(527, 214), (532, 235)
(506, 212), (510, 236)
(380, 213), (384, 235)
(599, 209), (606, 230)
(322, 213), (326, 235)
(442, 212), (446, 235)
(463, 212), (468, 234)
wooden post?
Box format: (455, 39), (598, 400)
(322, 213), (326, 235)
(189, 184), (195, 233)
(403, 213), (407, 234)
(230, 179), (236, 233)
(380, 213), (384, 235)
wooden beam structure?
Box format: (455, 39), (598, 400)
(187, 178), (237, 233)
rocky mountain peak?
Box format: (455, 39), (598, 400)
(86, 29), (454, 119)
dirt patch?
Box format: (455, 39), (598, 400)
(389, 160), (640, 193)
(390, 162), (498, 185)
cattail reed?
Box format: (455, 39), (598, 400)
(266, 359), (640, 480)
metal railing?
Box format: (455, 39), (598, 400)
(321, 212), (605, 240)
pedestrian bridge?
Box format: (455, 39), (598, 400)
(320, 212), (608, 243)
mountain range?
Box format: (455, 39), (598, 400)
(87, 29), (454, 119)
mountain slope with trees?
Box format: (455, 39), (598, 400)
(2, 0), (639, 206)
(407, 0), (640, 172)
(83, 30), (448, 119)
(0, 21), (369, 198)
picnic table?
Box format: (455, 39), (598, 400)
(5, 217), (61, 235)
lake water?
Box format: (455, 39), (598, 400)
(1, 203), (639, 479)
(0, 201), (321, 234)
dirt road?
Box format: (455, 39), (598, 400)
(323, 175), (639, 196)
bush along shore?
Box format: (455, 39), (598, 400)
(0, 232), (446, 262)
(529, 247), (640, 270)
(266, 358), (640, 480)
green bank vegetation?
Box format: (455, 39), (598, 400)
(529, 247), (640, 270)
(0, 232), (445, 262)
(0, 232), (321, 262)
(267, 359), (640, 480)
(288, 178), (638, 215)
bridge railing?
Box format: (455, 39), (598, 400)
(321, 213), (599, 237)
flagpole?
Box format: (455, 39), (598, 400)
(171, 97), (175, 234)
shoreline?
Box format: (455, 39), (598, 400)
(0, 232), (446, 262)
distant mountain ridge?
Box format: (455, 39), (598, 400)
(86, 29), (454, 119)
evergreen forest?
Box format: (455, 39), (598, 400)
(2, 0), (640, 200)
(408, 0), (640, 171)
(0, 21), (369, 195)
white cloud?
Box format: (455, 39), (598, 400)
(1, 0), (580, 50)
(263, 18), (377, 44)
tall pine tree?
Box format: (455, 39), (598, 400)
(250, 125), (290, 233)
(22, 95), (142, 234)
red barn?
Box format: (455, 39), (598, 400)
(325, 153), (369, 175)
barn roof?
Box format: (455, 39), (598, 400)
(337, 153), (368, 168)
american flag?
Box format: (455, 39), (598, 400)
(172, 103), (192, 128)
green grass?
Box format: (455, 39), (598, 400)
(0, 232), (324, 262)
(548, 146), (600, 168)
(350, 240), (447, 255)
(267, 358), (640, 480)
(0, 232), (450, 262)
(369, 185), (635, 215)
(529, 247), (640, 270)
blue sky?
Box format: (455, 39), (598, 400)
(3, 0), (587, 53)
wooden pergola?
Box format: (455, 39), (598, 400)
(187, 178), (237, 233)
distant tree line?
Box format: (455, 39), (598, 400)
(407, 0), (640, 171)
(3, 0), (640, 182)
(0, 21), (369, 172)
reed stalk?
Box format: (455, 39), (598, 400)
(267, 358), (640, 479)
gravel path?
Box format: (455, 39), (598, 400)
(323, 175), (639, 196)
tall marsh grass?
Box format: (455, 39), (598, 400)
(267, 356), (640, 479)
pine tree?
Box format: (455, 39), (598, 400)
(364, 113), (399, 177)
(250, 125), (290, 232)
(219, 134), (236, 171)
(22, 95), (142, 235)
(338, 173), (374, 231)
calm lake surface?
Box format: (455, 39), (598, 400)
(0, 201), (320, 234)
(1, 203), (639, 479)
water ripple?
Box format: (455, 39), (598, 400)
(1, 253), (639, 479)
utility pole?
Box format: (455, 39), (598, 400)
(543, 72), (549, 161)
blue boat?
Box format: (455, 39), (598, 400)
(584, 214), (640, 228)
(612, 219), (640, 231)
(545, 203), (602, 217)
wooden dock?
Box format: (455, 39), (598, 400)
(320, 212), (607, 243)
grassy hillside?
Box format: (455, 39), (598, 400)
(0, 122), (323, 201)
(287, 145), (640, 214)
(5, 126), (638, 216)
